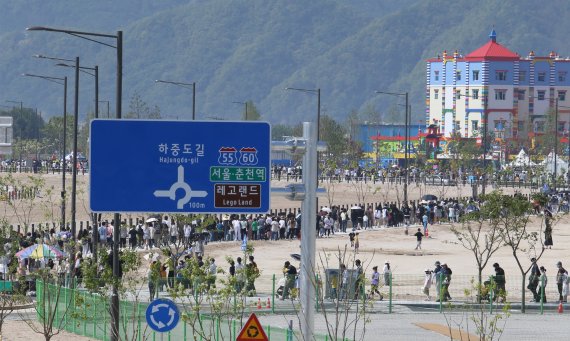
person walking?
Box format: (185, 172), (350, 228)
(369, 266), (382, 300)
(528, 257), (541, 302)
(441, 263), (452, 302)
(434, 261), (443, 301)
(382, 261), (391, 286)
(340, 263), (348, 300)
(422, 268), (433, 301)
(354, 259), (364, 299)
(539, 266), (548, 303)
(493, 263), (506, 302)
(556, 261), (568, 302)
(282, 261), (297, 300)
(414, 228), (424, 250)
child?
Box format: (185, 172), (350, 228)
(422, 213), (428, 235)
(369, 266), (382, 300)
(349, 232), (355, 247)
(422, 268), (433, 301)
(330, 271), (339, 300)
(354, 233), (360, 253)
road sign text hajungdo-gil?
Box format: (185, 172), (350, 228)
(90, 120), (270, 213)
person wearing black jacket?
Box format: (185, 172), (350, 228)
(528, 257), (541, 302)
(493, 263), (506, 302)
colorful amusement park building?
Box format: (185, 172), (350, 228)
(426, 30), (570, 150)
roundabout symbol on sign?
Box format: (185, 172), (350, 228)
(145, 298), (180, 333)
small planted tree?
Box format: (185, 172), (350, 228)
(450, 192), (505, 301)
(494, 192), (541, 313)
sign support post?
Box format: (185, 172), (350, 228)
(300, 122), (317, 341)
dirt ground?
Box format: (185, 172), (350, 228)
(0, 173), (550, 340)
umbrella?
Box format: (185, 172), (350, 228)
(15, 244), (67, 260)
(421, 194), (438, 201)
(145, 217), (159, 223)
(320, 207), (332, 213)
(290, 253), (301, 261)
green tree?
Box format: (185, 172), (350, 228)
(242, 100), (261, 121)
(450, 193), (505, 301)
(126, 92), (161, 119)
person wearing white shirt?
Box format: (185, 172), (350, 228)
(183, 224), (192, 247)
(232, 219), (241, 241)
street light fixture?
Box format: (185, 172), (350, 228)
(22, 73), (68, 231)
(55, 62), (99, 119)
(33, 53), (84, 245)
(376, 90), (409, 204)
(155, 79), (196, 120)
(27, 25), (123, 341)
(232, 101), (248, 120)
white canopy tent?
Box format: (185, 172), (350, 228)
(506, 149), (535, 168)
(541, 152), (568, 176)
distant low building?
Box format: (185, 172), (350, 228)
(0, 117), (13, 157)
(358, 123), (424, 165)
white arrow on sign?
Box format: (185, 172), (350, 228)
(167, 308), (176, 326)
(150, 315), (165, 329)
(152, 303), (169, 314)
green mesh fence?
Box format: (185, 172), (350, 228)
(35, 279), (333, 341)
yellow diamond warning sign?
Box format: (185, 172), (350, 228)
(236, 313), (268, 341)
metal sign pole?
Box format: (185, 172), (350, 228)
(300, 122), (316, 341)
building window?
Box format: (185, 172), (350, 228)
(472, 70), (479, 81)
(456, 71), (462, 81)
(454, 121), (461, 132)
(537, 90), (546, 100)
(559, 72), (567, 82)
(534, 121), (545, 133)
(471, 120), (479, 132)
(496, 71), (507, 81)
(558, 122), (565, 133)
(558, 91), (566, 101)
(472, 89), (479, 99)
(456, 90), (461, 99)
(434, 71), (439, 81)
(517, 89), (526, 100)
(518, 120), (525, 131)
(538, 72), (546, 82)
(495, 89), (506, 100)
(434, 89), (439, 99)
(519, 71), (526, 82)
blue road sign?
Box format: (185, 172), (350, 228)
(145, 298), (180, 333)
(90, 120), (271, 213)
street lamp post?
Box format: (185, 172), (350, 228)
(232, 101), (248, 120)
(27, 26), (123, 341)
(22, 73), (67, 230)
(376, 91), (409, 204)
(56, 63), (99, 119)
(36, 55), (100, 119)
(155, 80), (196, 120)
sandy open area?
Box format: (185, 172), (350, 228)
(0, 172), (555, 340)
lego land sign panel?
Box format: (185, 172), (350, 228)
(90, 119), (271, 213)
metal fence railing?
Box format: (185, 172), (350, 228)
(35, 279), (334, 341)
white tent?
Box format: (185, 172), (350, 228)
(507, 149), (535, 167)
(542, 152), (568, 176)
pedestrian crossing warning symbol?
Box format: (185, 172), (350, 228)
(236, 313), (268, 341)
